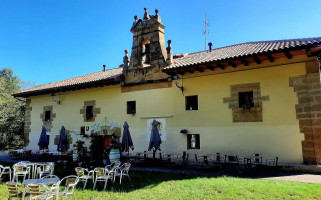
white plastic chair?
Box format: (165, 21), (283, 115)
(12, 164), (30, 182)
(37, 163), (54, 178)
(57, 175), (79, 200)
(41, 175), (60, 198)
(92, 166), (114, 191)
(0, 165), (12, 182)
(113, 162), (131, 184)
(75, 167), (94, 189)
(27, 183), (54, 200)
(6, 181), (26, 199)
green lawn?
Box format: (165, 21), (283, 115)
(1, 169), (321, 200)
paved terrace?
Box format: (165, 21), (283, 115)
(1, 150), (321, 184)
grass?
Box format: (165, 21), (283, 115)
(0, 161), (321, 199)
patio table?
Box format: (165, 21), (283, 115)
(22, 177), (60, 200)
(243, 156), (262, 165)
(17, 162), (54, 179)
(167, 153), (182, 162)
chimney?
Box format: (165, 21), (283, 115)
(166, 40), (173, 65)
(208, 42), (213, 52)
(103, 65), (106, 72)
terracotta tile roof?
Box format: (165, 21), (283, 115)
(164, 37), (321, 70)
(14, 67), (123, 97)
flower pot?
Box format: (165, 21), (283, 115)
(109, 149), (120, 163)
(72, 149), (78, 162)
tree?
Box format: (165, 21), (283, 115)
(0, 68), (25, 148)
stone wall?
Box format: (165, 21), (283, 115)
(80, 100), (101, 122)
(223, 82), (269, 122)
(290, 59), (321, 164)
(40, 106), (56, 132)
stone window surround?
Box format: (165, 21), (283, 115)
(40, 105), (56, 132)
(223, 82), (269, 122)
(80, 100), (101, 122)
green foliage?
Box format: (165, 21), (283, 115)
(0, 68), (25, 148)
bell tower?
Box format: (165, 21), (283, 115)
(129, 8), (167, 69)
(122, 8), (172, 86)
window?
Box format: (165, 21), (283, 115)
(80, 126), (86, 136)
(86, 106), (94, 120)
(45, 111), (51, 121)
(142, 39), (151, 64)
(238, 91), (254, 109)
(185, 95), (198, 110)
(187, 134), (200, 149)
(127, 101), (136, 114)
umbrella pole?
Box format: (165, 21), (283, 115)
(153, 150), (156, 159)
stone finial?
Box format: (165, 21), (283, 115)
(155, 9), (161, 22)
(166, 40), (173, 65)
(123, 49), (130, 71)
(143, 8), (150, 20)
(134, 15), (138, 22)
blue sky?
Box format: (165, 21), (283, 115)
(1, 0), (321, 85)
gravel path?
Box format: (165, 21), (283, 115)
(263, 174), (321, 184)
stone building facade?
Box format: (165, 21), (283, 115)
(14, 8), (321, 164)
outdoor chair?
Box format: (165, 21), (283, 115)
(93, 167), (114, 190)
(27, 183), (54, 200)
(182, 152), (189, 165)
(194, 154), (203, 166)
(12, 164), (30, 183)
(113, 162), (131, 184)
(266, 156), (279, 166)
(57, 175), (79, 200)
(225, 155), (239, 164)
(37, 163), (54, 178)
(6, 181), (26, 200)
(213, 153), (223, 165)
(252, 154), (263, 166)
(0, 165), (12, 182)
(75, 167), (94, 189)
(111, 161), (121, 169)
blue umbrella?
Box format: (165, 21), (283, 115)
(57, 126), (69, 152)
(121, 121), (134, 154)
(38, 127), (49, 151)
(148, 120), (162, 158)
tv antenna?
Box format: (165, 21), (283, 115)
(202, 8), (210, 51)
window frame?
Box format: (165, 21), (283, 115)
(187, 134), (200, 149)
(127, 101), (136, 114)
(44, 110), (51, 122)
(85, 106), (94, 120)
(185, 95), (198, 111)
(238, 91), (254, 109)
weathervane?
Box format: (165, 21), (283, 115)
(202, 8), (210, 51)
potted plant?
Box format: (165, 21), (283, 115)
(103, 141), (121, 165)
(73, 140), (88, 165)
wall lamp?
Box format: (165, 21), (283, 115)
(50, 93), (61, 105)
(173, 75), (184, 95)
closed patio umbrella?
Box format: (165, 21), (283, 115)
(121, 121), (134, 155)
(148, 119), (162, 158)
(38, 127), (49, 151)
(57, 126), (69, 152)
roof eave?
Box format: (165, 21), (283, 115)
(13, 76), (122, 98)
